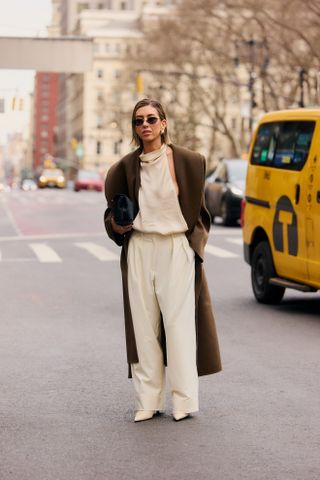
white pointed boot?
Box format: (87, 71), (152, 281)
(134, 410), (155, 422)
(173, 412), (190, 421)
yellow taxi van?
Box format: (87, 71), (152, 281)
(242, 108), (320, 303)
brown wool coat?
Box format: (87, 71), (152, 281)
(104, 144), (222, 378)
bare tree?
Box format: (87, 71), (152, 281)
(125, 0), (320, 162)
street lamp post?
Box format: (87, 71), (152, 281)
(247, 39), (258, 133)
(235, 37), (269, 136)
(248, 70), (257, 133)
(298, 67), (307, 108)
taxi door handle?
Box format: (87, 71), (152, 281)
(295, 184), (300, 204)
(317, 191), (320, 203)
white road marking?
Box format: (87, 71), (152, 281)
(0, 232), (106, 242)
(29, 243), (62, 263)
(75, 242), (119, 261)
(1, 202), (23, 236)
(226, 237), (243, 246)
(2, 258), (36, 263)
(209, 228), (242, 236)
(205, 244), (239, 258)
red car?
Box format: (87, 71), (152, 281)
(74, 170), (104, 192)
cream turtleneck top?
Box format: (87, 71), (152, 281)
(133, 143), (188, 235)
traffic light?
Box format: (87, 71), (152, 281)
(0, 98), (4, 113)
(10, 96), (24, 111)
(299, 68), (307, 107)
(136, 73), (144, 94)
(11, 96), (17, 111)
(70, 137), (78, 150)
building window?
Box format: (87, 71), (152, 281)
(120, 1), (127, 9)
(97, 91), (104, 102)
(97, 2), (104, 8)
(105, 43), (110, 52)
(41, 115), (49, 122)
(77, 2), (89, 13)
(41, 130), (48, 138)
(96, 140), (102, 155)
(114, 69), (121, 79)
(96, 115), (103, 128)
(97, 69), (104, 79)
(114, 141), (121, 155)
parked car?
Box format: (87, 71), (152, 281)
(74, 170), (103, 192)
(38, 168), (66, 188)
(21, 179), (37, 191)
(205, 158), (247, 225)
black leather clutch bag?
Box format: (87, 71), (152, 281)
(112, 194), (134, 226)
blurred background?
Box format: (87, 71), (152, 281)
(1, 5), (320, 479)
(0, 0), (319, 190)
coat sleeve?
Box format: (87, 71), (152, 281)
(103, 207), (124, 247)
(188, 155), (211, 262)
(104, 160), (127, 247)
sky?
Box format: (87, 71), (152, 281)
(0, 0), (52, 143)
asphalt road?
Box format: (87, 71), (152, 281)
(0, 188), (319, 480)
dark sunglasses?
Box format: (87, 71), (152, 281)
(134, 116), (160, 127)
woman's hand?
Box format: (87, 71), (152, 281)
(111, 216), (133, 235)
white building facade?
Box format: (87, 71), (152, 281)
(67, 9), (143, 171)
(53, 0), (176, 174)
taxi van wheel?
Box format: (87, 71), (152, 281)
(251, 241), (285, 304)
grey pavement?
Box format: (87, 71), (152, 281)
(0, 189), (319, 480)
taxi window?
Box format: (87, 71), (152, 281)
(251, 121), (315, 170)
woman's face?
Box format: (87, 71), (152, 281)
(134, 105), (167, 147)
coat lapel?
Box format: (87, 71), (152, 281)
(170, 143), (187, 220)
(134, 152), (141, 205)
(170, 144), (203, 232)
(125, 149), (141, 214)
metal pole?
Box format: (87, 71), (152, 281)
(299, 68), (306, 107)
(248, 39), (256, 133)
(248, 72), (255, 132)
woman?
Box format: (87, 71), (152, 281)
(104, 98), (221, 422)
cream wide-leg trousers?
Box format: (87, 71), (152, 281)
(127, 231), (198, 413)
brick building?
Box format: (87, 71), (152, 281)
(33, 72), (59, 170)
